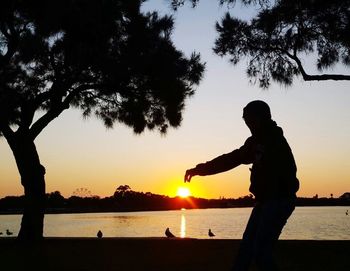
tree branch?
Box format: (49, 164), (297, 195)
(18, 102), (36, 132)
(284, 49), (350, 81)
(29, 83), (109, 139)
(29, 105), (66, 140)
(0, 122), (15, 141)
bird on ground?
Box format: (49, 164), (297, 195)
(346, 210), (349, 216)
(165, 227), (175, 238)
(208, 229), (215, 237)
(6, 229), (13, 236)
(97, 230), (103, 238)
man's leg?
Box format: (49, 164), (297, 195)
(232, 204), (262, 271)
(254, 199), (295, 271)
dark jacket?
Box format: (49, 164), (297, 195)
(194, 121), (299, 201)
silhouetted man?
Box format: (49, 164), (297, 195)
(184, 100), (299, 271)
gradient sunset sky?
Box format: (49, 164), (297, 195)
(0, 0), (349, 199)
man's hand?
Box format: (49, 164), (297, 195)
(184, 168), (196, 183)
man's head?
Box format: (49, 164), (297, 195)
(243, 100), (271, 134)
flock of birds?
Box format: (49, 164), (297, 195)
(96, 227), (216, 238)
(165, 227), (215, 238)
(0, 229), (13, 236)
(95, 209), (350, 238)
(1, 228), (215, 238)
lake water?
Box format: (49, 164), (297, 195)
(0, 207), (349, 239)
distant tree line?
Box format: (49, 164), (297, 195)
(0, 186), (349, 214)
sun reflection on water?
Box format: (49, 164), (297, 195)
(180, 213), (186, 238)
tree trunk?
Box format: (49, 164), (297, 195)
(7, 131), (46, 241)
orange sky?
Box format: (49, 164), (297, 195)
(0, 1), (349, 199)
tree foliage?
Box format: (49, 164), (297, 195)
(0, 0), (205, 138)
(172, 0), (350, 88)
(171, 0), (269, 9)
(114, 185), (132, 198)
(0, 0), (204, 240)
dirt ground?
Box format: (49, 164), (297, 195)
(1, 238), (349, 271)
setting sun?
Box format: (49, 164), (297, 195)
(177, 187), (191, 198)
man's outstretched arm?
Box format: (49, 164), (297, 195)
(184, 139), (254, 182)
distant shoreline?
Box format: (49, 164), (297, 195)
(1, 190), (349, 215)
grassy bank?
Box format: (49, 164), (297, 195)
(1, 238), (349, 271)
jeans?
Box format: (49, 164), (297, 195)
(232, 198), (295, 271)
